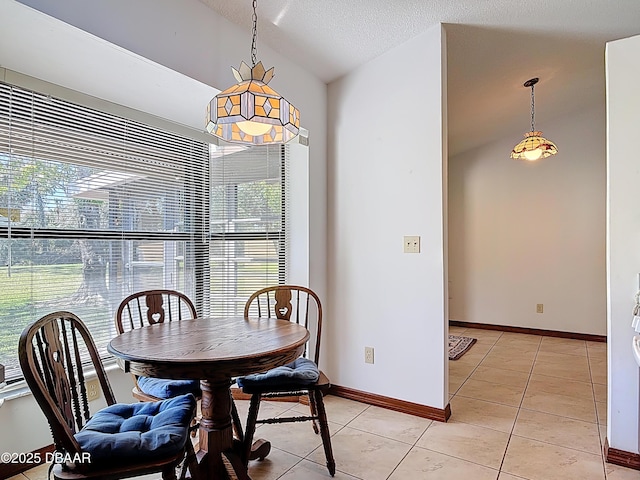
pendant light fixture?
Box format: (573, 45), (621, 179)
(511, 78), (557, 161)
(205, 0), (300, 145)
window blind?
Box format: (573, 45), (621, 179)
(209, 143), (287, 316)
(0, 81), (289, 383)
(0, 82), (209, 381)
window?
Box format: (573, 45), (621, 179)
(209, 144), (287, 316)
(0, 82), (288, 383)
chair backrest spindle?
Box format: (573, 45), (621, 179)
(244, 285), (322, 366)
(19, 312), (117, 458)
(115, 289), (197, 334)
(61, 321), (85, 431)
(114, 290), (198, 403)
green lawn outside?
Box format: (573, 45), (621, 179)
(0, 264), (83, 378)
(0, 259), (280, 380)
(0, 264), (82, 310)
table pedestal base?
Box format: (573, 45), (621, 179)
(196, 378), (250, 480)
(193, 379), (274, 479)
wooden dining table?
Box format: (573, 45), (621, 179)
(107, 316), (309, 480)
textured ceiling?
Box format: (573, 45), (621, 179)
(199, 0), (640, 155)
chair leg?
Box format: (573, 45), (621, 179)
(180, 436), (199, 480)
(222, 450), (251, 480)
(231, 397), (244, 444)
(307, 391), (320, 434)
(243, 393), (261, 466)
(313, 390), (336, 477)
(161, 464), (178, 480)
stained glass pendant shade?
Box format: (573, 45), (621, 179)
(205, 0), (299, 145)
(511, 78), (558, 161)
(205, 61), (300, 145)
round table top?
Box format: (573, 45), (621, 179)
(107, 316), (310, 380)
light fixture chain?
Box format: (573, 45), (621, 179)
(251, 0), (258, 67)
(530, 83), (535, 132)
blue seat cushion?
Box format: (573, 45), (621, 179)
(237, 358), (319, 388)
(137, 376), (201, 399)
(74, 393), (196, 462)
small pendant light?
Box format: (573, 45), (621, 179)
(511, 78), (558, 161)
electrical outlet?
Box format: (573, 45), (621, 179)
(536, 304), (544, 314)
(403, 236), (420, 253)
(86, 378), (101, 402)
(364, 346), (374, 364)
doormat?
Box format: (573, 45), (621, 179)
(449, 335), (477, 360)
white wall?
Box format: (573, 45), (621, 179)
(449, 105), (607, 335)
(606, 33), (640, 454)
(326, 25), (448, 408)
(287, 142), (310, 286)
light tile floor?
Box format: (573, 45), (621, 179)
(13, 327), (640, 480)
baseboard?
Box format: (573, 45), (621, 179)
(0, 444), (54, 478)
(605, 438), (640, 470)
(329, 384), (451, 422)
(449, 320), (606, 343)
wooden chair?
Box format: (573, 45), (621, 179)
(240, 285), (335, 476)
(115, 289), (245, 443)
(18, 311), (198, 480)
(115, 289), (200, 403)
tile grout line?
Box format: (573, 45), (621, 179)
(496, 338), (609, 479)
(495, 333), (542, 476)
(298, 402), (373, 480)
(586, 341), (609, 480)
(383, 420), (433, 480)
(452, 333), (605, 476)
(448, 327), (499, 396)
(452, 329), (520, 475)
